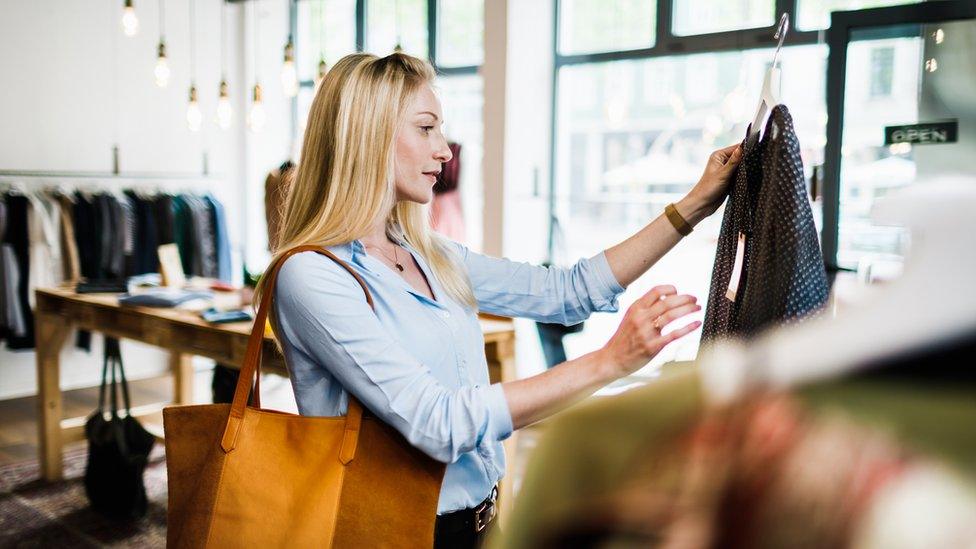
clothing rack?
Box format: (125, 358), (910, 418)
(0, 170), (221, 180)
(0, 171), (223, 198)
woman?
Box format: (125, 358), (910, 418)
(260, 52), (741, 548)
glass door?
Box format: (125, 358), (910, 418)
(823, 1), (976, 272)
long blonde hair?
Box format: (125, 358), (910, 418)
(255, 52), (476, 325)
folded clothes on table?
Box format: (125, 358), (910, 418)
(76, 279), (129, 294)
(118, 288), (213, 308)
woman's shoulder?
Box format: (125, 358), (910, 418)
(275, 249), (364, 297)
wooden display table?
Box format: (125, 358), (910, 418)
(33, 287), (516, 483)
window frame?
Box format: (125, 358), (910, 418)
(550, 0), (960, 271)
(548, 0), (821, 262)
(821, 0), (976, 270)
(289, 0), (482, 133)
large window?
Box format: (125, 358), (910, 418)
(797, 0), (922, 30)
(294, 0), (485, 250)
(559, 0), (656, 54)
(549, 0), (920, 369)
(672, 0), (775, 35)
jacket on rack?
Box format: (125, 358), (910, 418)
(1, 194), (34, 348)
(701, 105), (828, 345)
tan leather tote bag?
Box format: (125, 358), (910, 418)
(163, 245), (446, 548)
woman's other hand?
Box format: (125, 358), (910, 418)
(676, 143), (743, 225)
(599, 285), (701, 377)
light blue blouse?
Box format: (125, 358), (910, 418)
(273, 238), (624, 513)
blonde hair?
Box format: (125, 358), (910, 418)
(255, 52), (476, 328)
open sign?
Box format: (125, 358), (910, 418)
(885, 121), (958, 145)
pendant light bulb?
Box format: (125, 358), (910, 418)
(281, 35), (298, 98)
(216, 80), (233, 130)
(186, 85), (202, 132)
(315, 57), (328, 89)
(122, 0), (139, 37)
(248, 84), (266, 132)
(154, 40), (170, 87)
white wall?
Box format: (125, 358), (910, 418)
(481, 0), (555, 377)
(0, 0), (294, 399)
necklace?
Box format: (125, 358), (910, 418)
(366, 243), (405, 272)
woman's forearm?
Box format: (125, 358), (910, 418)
(603, 194), (710, 288)
(501, 349), (616, 429)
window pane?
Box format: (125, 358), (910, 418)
(672, 0), (774, 36)
(367, 0), (429, 57)
(836, 19), (975, 270)
(559, 0), (655, 55)
(797, 0), (922, 31)
(296, 0), (357, 82)
(436, 74), (484, 249)
(553, 46), (827, 366)
(437, 0), (484, 67)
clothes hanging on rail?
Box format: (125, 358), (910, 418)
(701, 105), (828, 345)
(1, 186), (232, 350)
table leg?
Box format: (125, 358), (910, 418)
(171, 352), (194, 405)
(35, 314), (71, 482)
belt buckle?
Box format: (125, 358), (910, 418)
(474, 487), (498, 533)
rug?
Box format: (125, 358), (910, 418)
(0, 445), (167, 548)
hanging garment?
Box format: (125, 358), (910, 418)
(26, 191), (64, 308)
(118, 191), (137, 277)
(72, 191), (98, 351)
(72, 191), (98, 280)
(2, 194), (34, 349)
(106, 193), (126, 280)
(154, 194), (175, 245)
(204, 194), (232, 283)
(125, 190), (159, 276)
(264, 161), (294, 252)
(172, 195), (197, 277)
(55, 192), (81, 283)
(701, 105), (828, 345)
(0, 196), (28, 341)
(189, 195), (218, 278)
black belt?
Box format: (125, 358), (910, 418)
(436, 487), (498, 534)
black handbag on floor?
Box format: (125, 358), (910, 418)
(84, 337), (156, 519)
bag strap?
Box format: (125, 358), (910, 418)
(97, 340), (111, 414)
(220, 245), (373, 465)
(109, 338), (134, 415)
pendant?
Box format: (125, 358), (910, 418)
(395, 263), (404, 272)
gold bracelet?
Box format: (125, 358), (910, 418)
(664, 203), (693, 236)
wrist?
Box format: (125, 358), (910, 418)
(590, 348), (623, 385)
(676, 193), (710, 227)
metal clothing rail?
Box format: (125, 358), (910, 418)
(0, 170), (222, 180)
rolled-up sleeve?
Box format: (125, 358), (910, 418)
(274, 254), (513, 464)
(446, 241), (625, 324)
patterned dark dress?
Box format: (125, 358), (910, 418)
(701, 105), (828, 345)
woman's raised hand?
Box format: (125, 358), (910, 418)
(679, 143), (743, 223)
(599, 285), (701, 377)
